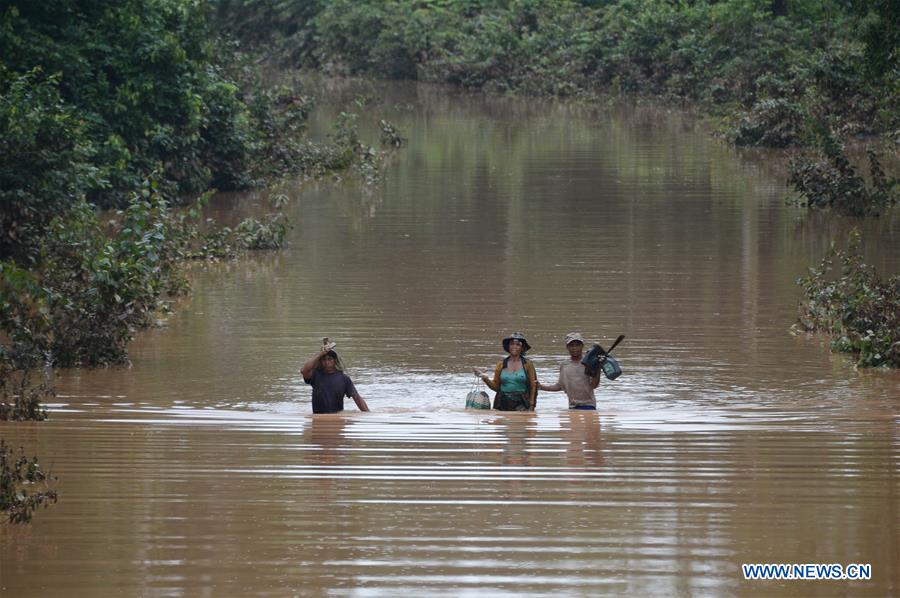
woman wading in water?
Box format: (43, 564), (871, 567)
(474, 332), (538, 411)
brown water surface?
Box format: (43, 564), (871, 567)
(2, 81), (899, 596)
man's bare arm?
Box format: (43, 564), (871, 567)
(351, 392), (369, 412)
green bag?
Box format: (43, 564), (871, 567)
(465, 377), (491, 409)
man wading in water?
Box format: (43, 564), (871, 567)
(537, 332), (601, 410)
(301, 342), (369, 414)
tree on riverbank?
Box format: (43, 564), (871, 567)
(0, 1), (255, 376)
(212, 0), (899, 146)
(2, 1), (311, 262)
(1, 1), (254, 212)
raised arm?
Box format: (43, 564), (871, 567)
(301, 345), (328, 380)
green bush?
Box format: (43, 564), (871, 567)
(380, 119), (405, 147)
(0, 440), (57, 523)
(313, 1), (419, 78)
(211, 0), (324, 61)
(0, 177), (189, 366)
(218, 0), (898, 147)
(0, 359), (51, 422)
(193, 212), (290, 258)
(731, 96), (809, 147)
(0, 1), (256, 207)
(0, 174), (297, 367)
(795, 230), (900, 367)
(788, 132), (898, 216)
(234, 214), (289, 250)
(0, 69), (97, 262)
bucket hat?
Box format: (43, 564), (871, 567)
(502, 331), (531, 353)
(564, 332), (585, 345)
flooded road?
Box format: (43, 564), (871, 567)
(2, 81), (898, 596)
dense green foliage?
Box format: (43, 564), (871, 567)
(789, 134), (898, 216)
(0, 360), (50, 421)
(1, 1), (394, 374)
(214, 1), (900, 216)
(0, 0), (262, 264)
(212, 0), (324, 59)
(214, 0), (899, 146)
(0, 440), (58, 523)
(0, 69), (98, 262)
(0, 1), (384, 261)
(1, 1), (253, 207)
(0, 178), (294, 368)
(796, 231), (900, 368)
(1, 185), (189, 368)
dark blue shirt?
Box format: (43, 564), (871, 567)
(304, 369), (358, 414)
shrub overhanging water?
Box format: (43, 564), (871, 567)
(795, 230), (900, 367)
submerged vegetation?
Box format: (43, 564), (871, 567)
(0, 440), (58, 524)
(789, 133), (898, 217)
(0, 176), (297, 370)
(0, 361), (51, 422)
(795, 231), (900, 368)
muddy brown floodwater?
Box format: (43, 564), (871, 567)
(2, 80), (898, 596)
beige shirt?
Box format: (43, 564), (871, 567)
(558, 360), (597, 408)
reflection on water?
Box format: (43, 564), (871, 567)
(1, 80), (898, 596)
(2, 409), (896, 596)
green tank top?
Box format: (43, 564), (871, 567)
(500, 367), (528, 393)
